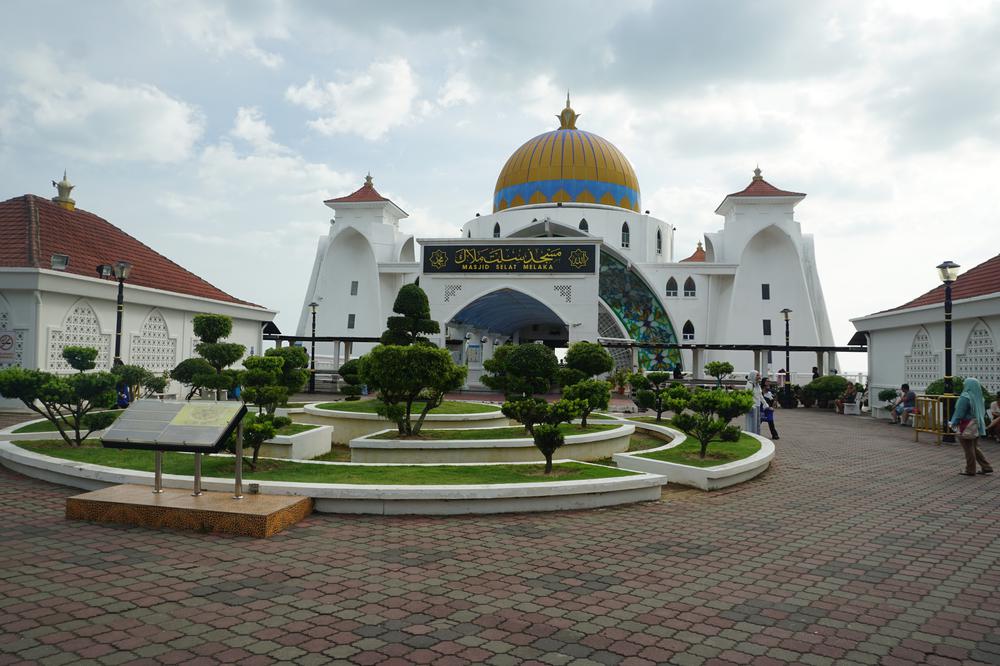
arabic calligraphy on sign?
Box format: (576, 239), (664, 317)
(423, 244), (596, 273)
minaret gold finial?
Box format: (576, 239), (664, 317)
(753, 165), (763, 181)
(51, 170), (76, 211)
(364, 172), (373, 187)
(556, 92), (579, 130)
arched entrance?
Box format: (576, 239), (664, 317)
(445, 288), (569, 386)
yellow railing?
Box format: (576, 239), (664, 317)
(913, 395), (948, 445)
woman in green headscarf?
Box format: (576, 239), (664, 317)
(948, 377), (993, 476)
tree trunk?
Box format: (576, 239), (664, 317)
(580, 410), (589, 428)
(544, 454), (553, 474)
(699, 441), (708, 459)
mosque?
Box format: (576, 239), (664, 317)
(297, 98), (838, 385)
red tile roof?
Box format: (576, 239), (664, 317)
(324, 175), (390, 204)
(883, 253), (1000, 313)
(726, 169), (805, 198)
(680, 241), (706, 263)
(0, 194), (263, 308)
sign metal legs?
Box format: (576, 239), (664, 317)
(233, 420), (244, 500)
(192, 453), (203, 496)
(153, 451), (164, 494)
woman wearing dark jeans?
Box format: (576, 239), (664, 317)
(760, 378), (779, 440)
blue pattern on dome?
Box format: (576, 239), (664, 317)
(494, 179), (640, 212)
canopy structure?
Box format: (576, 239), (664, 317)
(449, 288), (565, 335)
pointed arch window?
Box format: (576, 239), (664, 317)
(621, 222), (630, 248)
(579, 218), (589, 232)
(683, 277), (696, 297)
(493, 222), (501, 238)
(656, 229), (662, 255)
(666, 277), (678, 297)
(682, 320), (695, 341)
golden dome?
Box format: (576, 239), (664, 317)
(493, 96), (640, 213)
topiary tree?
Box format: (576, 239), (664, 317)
(359, 344), (467, 436)
(482, 343), (559, 398)
(557, 366), (588, 389)
(264, 346), (310, 400)
(240, 355), (288, 415)
(337, 358), (364, 400)
(380, 283), (440, 345)
(704, 361), (734, 388)
(629, 372), (687, 422)
(170, 358), (216, 400)
(502, 397), (585, 473)
(111, 364), (168, 402)
(671, 388), (755, 459)
(170, 314), (246, 399)
(532, 424), (564, 475)
(802, 375), (849, 408)
(565, 341), (614, 379)
(0, 348), (118, 446)
(226, 413), (293, 471)
(563, 379), (611, 427)
(501, 397), (549, 435)
(62, 346), (99, 372)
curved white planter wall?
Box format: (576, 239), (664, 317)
(298, 403), (509, 444)
(613, 421), (774, 491)
(350, 424), (635, 464)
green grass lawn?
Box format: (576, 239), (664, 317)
(625, 415), (675, 424)
(316, 399), (499, 415)
(11, 410), (123, 434)
(637, 433), (760, 467)
(273, 423), (319, 436)
(589, 412), (620, 420)
(284, 402), (307, 408)
(592, 431), (671, 465)
(13, 440), (633, 484)
(370, 423), (618, 440)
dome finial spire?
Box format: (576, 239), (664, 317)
(364, 171), (373, 187)
(752, 164), (763, 181)
(557, 92), (579, 130)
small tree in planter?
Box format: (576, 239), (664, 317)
(337, 358), (364, 400)
(482, 343), (559, 399)
(563, 379), (611, 427)
(629, 372), (688, 422)
(264, 346), (309, 403)
(672, 388), (755, 459)
(502, 398), (585, 473)
(240, 355), (288, 415)
(501, 397), (549, 434)
(565, 341), (614, 378)
(704, 361), (735, 388)
(170, 358), (216, 400)
(608, 367), (630, 395)
(380, 283), (440, 345)
(190, 314), (246, 397)
(111, 364), (168, 401)
(0, 347), (118, 446)
(359, 344), (467, 436)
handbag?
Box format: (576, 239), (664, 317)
(958, 418), (979, 440)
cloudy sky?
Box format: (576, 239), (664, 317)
(3, 0), (999, 372)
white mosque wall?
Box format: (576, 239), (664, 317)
(853, 296), (1000, 396)
(0, 270), (270, 408)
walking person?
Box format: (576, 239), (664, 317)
(949, 377), (993, 476)
(760, 377), (780, 440)
(744, 370), (762, 435)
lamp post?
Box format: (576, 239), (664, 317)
(780, 308), (792, 400)
(97, 261), (132, 367)
(308, 301), (318, 394)
(937, 260), (960, 443)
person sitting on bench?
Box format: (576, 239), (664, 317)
(890, 383), (916, 424)
(835, 383), (857, 414)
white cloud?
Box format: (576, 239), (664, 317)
(230, 106), (287, 155)
(154, 0), (288, 68)
(2, 48), (203, 163)
(438, 73), (478, 107)
(285, 58), (420, 140)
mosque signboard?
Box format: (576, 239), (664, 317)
(422, 243), (597, 274)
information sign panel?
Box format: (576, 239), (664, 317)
(101, 400), (246, 453)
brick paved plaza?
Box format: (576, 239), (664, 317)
(1, 409), (999, 665)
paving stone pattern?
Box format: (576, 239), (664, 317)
(1, 409), (999, 665)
